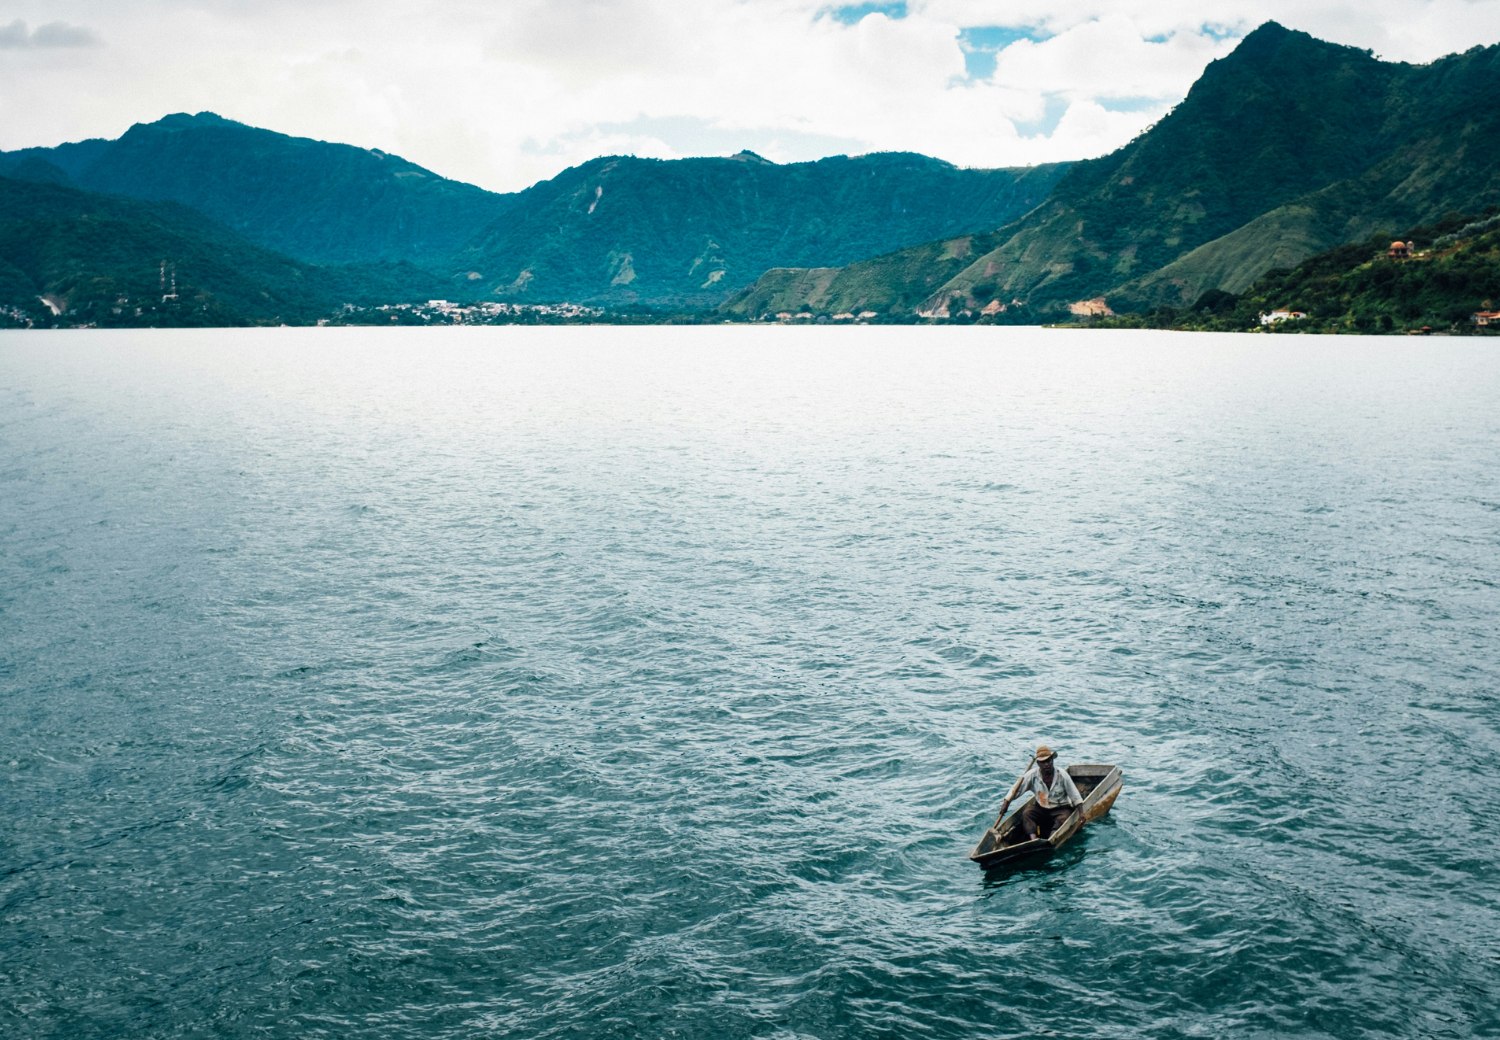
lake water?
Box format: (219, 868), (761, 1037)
(2, 327), (1498, 1039)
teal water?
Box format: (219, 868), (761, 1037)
(2, 328), (1498, 1039)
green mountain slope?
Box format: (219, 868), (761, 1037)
(0, 135), (113, 182)
(1111, 39), (1500, 310)
(926, 23), (1411, 316)
(12, 21), (1500, 323)
(722, 227), (1016, 318)
(734, 23), (1500, 321)
(0, 175), (444, 326)
(452, 152), (1067, 307)
(0, 113), (516, 269)
(1104, 210), (1500, 332)
(2, 117), (1066, 310)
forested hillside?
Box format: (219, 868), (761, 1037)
(1096, 211), (1500, 333)
(0, 175), (445, 327)
(730, 23), (1500, 323)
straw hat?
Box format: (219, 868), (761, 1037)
(1035, 745), (1057, 761)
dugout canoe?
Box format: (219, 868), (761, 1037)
(969, 763), (1123, 868)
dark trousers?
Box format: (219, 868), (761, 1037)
(1022, 801), (1075, 840)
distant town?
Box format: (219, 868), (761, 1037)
(324, 300), (605, 326)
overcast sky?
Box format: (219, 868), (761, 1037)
(3, 1), (1499, 193)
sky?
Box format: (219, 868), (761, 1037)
(3, 1), (1500, 194)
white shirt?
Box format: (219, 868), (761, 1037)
(1017, 762), (1084, 809)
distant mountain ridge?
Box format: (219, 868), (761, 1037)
(0, 115), (1066, 309)
(455, 151), (1066, 307)
(9, 22), (1500, 325)
(0, 113), (515, 269)
(728, 23), (1500, 321)
(0, 173), (407, 326)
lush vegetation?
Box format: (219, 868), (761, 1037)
(0, 113), (514, 269)
(1089, 212), (1500, 333)
(10, 23), (1500, 329)
(946, 26), (1500, 319)
(452, 151), (1067, 308)
(737, 23), (1500, 324)
(1, 117), (1067, 311)
(0, 176), (449, 327)
(720, 225), (1018, 318)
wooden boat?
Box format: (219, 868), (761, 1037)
(969, 763), (1123, 868)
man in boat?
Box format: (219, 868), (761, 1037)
(1011, 745), (1086, 841)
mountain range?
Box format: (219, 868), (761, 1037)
(0, 112), (514, 271)
(4, 21), (1500, 327)
(453, 151), (1064, 308)
(728, 22), (1500, 321)
(0, 116), (1063, 319)
(0, 173), (449, 327)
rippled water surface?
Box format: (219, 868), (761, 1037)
(2, 328), (1498, 1039)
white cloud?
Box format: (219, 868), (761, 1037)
(0, 18), (101, 48)
(918, 0), (1500, 61)
(989, 17), (1234, 101)
(2, 1), (1499, 192)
